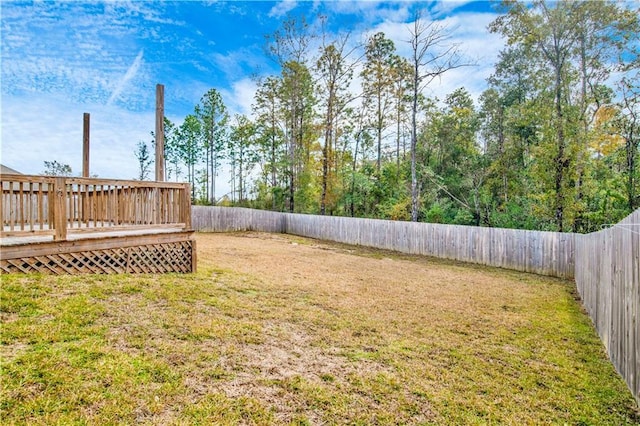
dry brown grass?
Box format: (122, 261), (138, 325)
(193, 232), (638, 424)
(1, 231), (638, 424)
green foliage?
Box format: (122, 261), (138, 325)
(424, 201), (447, 224)
(42, 160), (72, 177)
(133, 140), (152, 181)
(228, 114), (259, 204)
(361, 32), (396, 172)
(177, 114), (203, 201)
(157, 2), (638, 232)
(196, 88), (228, 204)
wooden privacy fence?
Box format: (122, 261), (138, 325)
(192, 206), (575, 278)
(192, 206), (639, 404)
(574, 210), (639, 405)
(2, 174), (192, 241)
(192, 205), (286, 234)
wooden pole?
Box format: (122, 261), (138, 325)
(155, 84), (165, 182)
(82, 113), (90, 178)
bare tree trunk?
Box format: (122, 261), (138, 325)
(271, 133), (277, 210)
(410, 58), (420, 222)
(407, 13), (467, 222)
(351, 130), (360, 217)
(553, 62), (566, 232)
(321, 99), (333, 215)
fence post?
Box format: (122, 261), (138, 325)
(53, 177), (67, 241)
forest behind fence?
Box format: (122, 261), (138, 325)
(192, 206), (639, 405)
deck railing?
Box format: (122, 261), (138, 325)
(1, 174), (191, 240)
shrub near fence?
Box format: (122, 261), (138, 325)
(191, 206), (639, 404)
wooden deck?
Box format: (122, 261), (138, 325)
(1, 174), (195, 274)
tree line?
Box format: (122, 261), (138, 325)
(135, 0), (639, 233)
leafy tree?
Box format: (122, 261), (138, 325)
(266, 14), (313, 66)
(280, 60), (317, 212)
(266, 16), (318, 213)
(195, 88), (228, 204)
(419, 89), (482, 224)
(253, 76), (287, 210)
(389, 55), (413, 172)
(194, 168), (209, 205)
(228, 114), (258, 204)
(491, 0), (579, 231)
(315, 32), (358, 215)
(177, 114), (203, 201)
(490, 0), (637, 231)
(162, 117), (182, 182)
(478, 46), (540, 228)
(134, 140), (152, 181)
(361, 32), (396, 173)
(345, 104), (374, 217)
(617, 73), (640, 212)
(42, 161), (72, 176)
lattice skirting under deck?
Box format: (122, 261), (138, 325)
(1, 232), (196, 275)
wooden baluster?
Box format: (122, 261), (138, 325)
(54, 177), (67, 241)
(38, 181), (44, 230)
(19, 181), (24, 231)
(29, 182), (34, 231)
(0, 180), (4, 231)
(182, 183), (191, 230)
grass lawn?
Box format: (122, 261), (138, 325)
(1, 232), (638, 425)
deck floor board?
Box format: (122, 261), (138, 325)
(1, 226), (187, 246)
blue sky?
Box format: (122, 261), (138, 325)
(1, 1), (503, 187)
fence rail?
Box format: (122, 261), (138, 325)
(2, 174), (191, 240)
(192, 205), (639, 404)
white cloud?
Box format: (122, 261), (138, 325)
(226, 78), (259, 117)
(324, 0), (412, 26)
(107, 50), (145, 106)
(208, 47), (272, 83)
(431, 1), (476, 17)
(268, 0), (298, 18)
(1, 1), (189, 112)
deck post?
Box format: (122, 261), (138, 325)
(53, 177), (68, 241)
(83, 113), (90, 178)
(155, 84), (165, 182)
